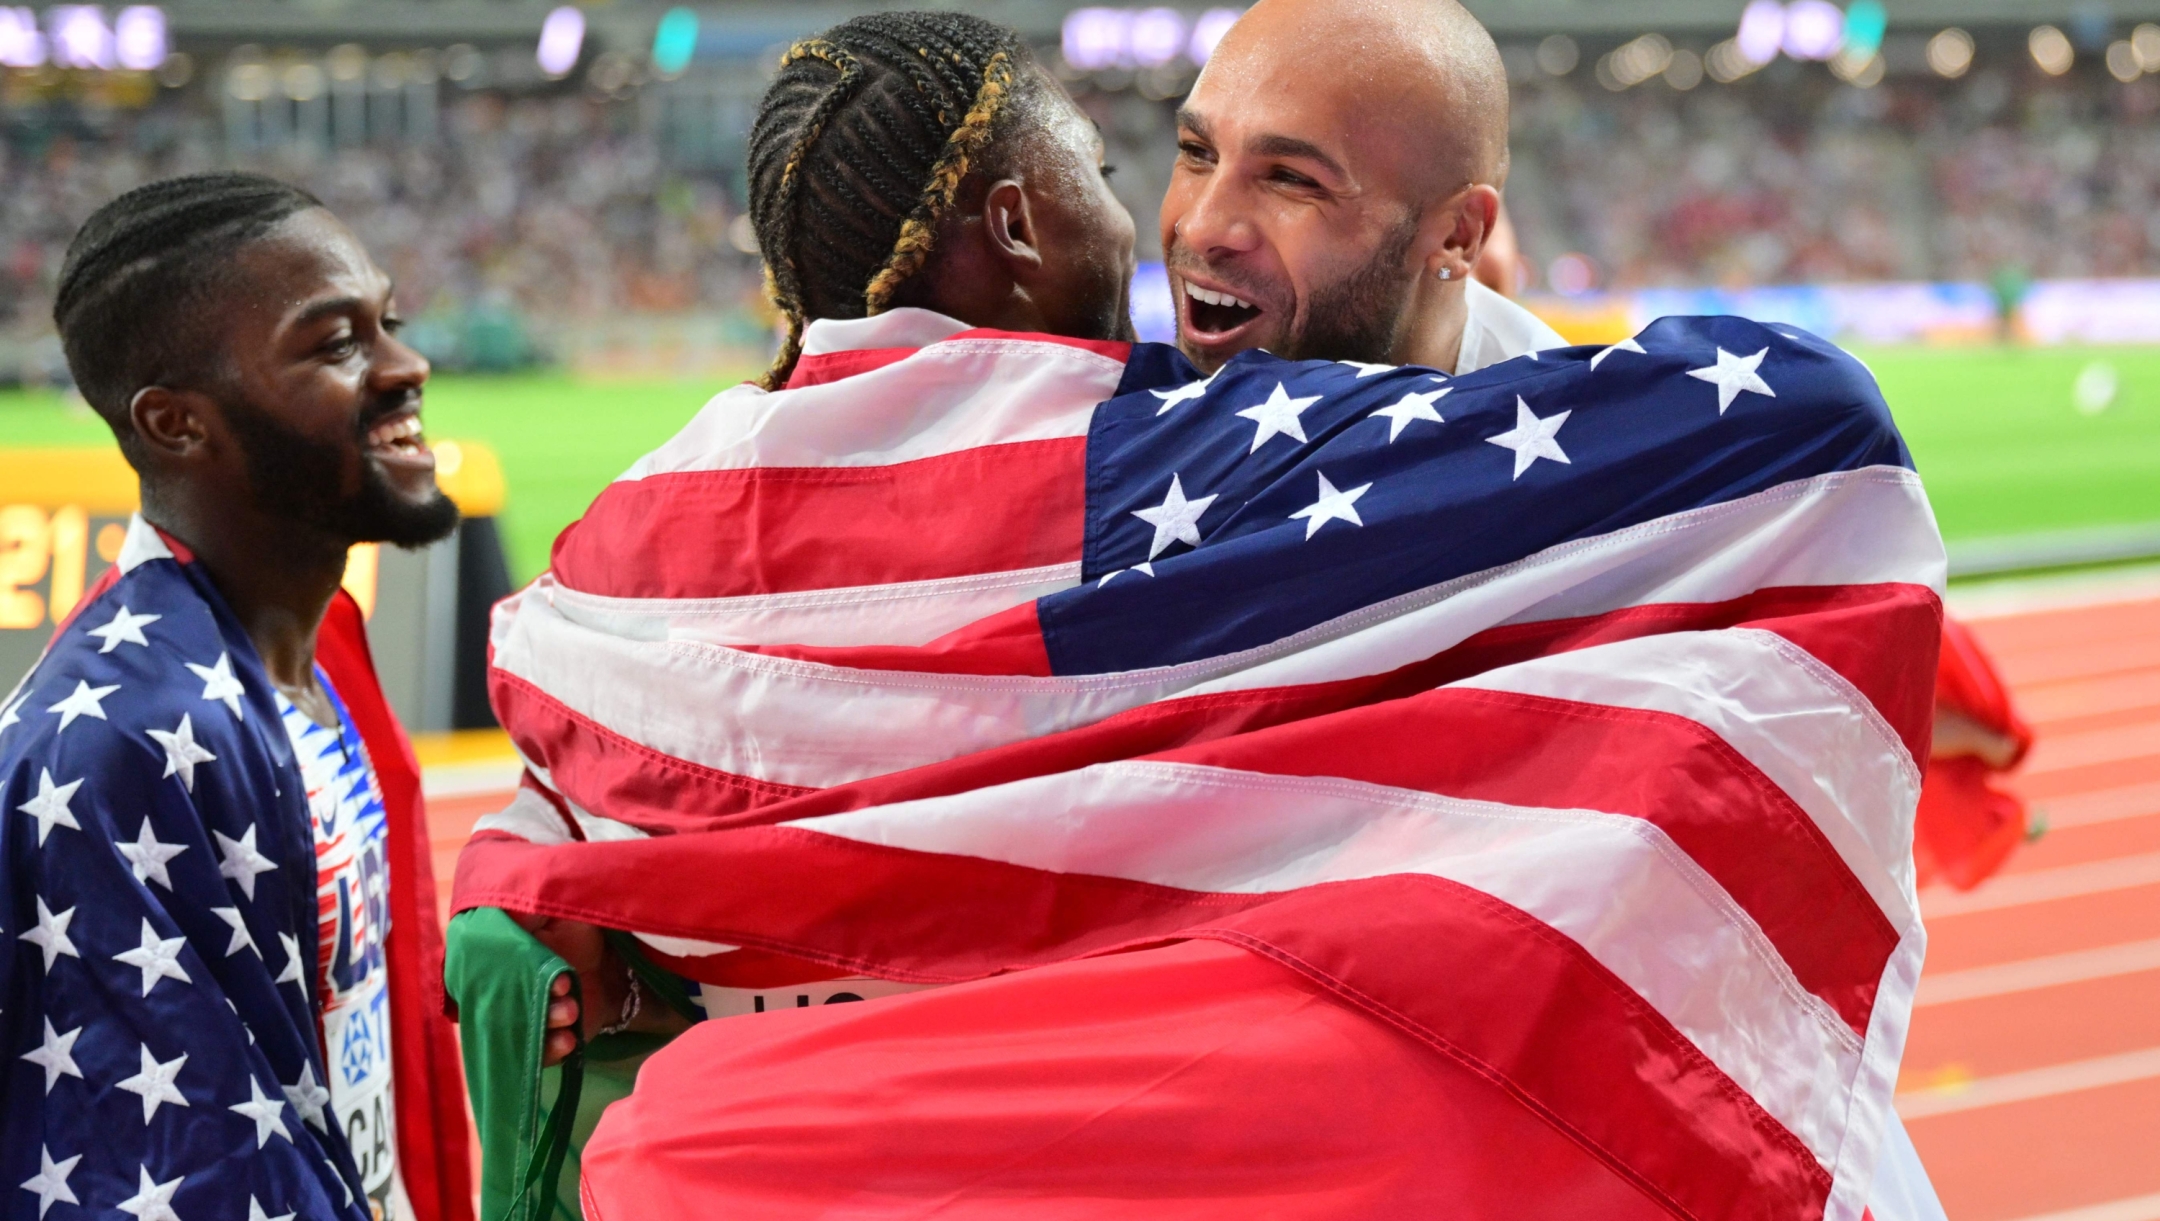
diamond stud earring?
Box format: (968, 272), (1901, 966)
(1438, 267), (1452, 280)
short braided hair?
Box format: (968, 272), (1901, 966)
(747, 12), (1038, 388)
(54, 172), (322, 461)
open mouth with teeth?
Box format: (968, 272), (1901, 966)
(1182, 279), (1264, 340)
(363, 410), (435, 470)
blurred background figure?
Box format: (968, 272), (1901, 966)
(1922, 618), (2036, 891)
(0, 5), (2157, 1219)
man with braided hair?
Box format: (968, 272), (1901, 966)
(460, 9), (1947, 1221)
(745, 10), (1136, 389)
(496, 7), (1140, 1049)
(455, 11), (1154, 1213)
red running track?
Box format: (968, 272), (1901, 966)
(1901, 595), (2160, 1221)
(421, 594), (2160, 1220)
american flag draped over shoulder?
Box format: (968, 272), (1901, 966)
(457, 311), (1944, 1221)
(0, 521), (370, 1221)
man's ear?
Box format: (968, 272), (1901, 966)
(980, 178), (1046, 277)
(129, 385), (215, 462)
(1423, 183), (1502, 281)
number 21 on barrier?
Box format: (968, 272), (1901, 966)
(0, 505), (90, 630)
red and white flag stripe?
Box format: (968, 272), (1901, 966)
(460, 320), (1946, 1220)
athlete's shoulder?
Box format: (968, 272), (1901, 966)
(2, 546), (277, 789)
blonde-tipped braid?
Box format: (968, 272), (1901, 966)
(759, 264), (800, 393)
(861, 51), (1015, 316)
(758, 38), (864, 390)
(743, 13), (1031, 389)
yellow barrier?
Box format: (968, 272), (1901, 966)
(1523, 299), (1640, 347)
(0, 439), (503, 629)
(0, 439), (504, 517)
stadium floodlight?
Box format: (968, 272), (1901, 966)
(2106, 40), (2140, 81)
(0, 7), (45, 68)
(1063, 8), (1127, 71)
(652, 8), (698, 77)
(48, 5), (114, 70)
(536, 6), (585, 78)
(112, 6), (162, 70)
(282, 61), (324, 102)
(1781, 0), (1843, 61)
(2132, 23), (2160, 72)
(226, 61), (272, 102)
(1602, 33), (1672, 89)
(1927, 27), (1973, 77)
(1536, 33), (1578, 76)
(1663, 48), (1703, 90)
(1705, 38), (1763, 82)
(2029, 25), (2073, 76)
(1188, 8), (1239, 66)
(326, 42), (366, 82)
(372, 50), (411, 89)
(1128, 8), (1183, 67)
(444, 43), (482, 83)
(1830, 46), (1883, 86)
(1735, 0), (1784, 66)
(1840, 0), (1885, 59)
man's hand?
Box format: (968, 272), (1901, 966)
(1932, 705), (2023, 770)
(510, 912), (699, 1067)
(510, 913), (628, 1067)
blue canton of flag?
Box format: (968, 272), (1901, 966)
(0, 521), (371, 1220)
(1043, 315), (1911, 674)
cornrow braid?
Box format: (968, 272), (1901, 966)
(862, 50), (1014, 316)
(746, 12), (1036, 389)
(53, 172), (323, 459)
(759, 38), (866, 386)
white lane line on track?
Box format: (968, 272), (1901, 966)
(2019, 723), (2160, 775)
(1915, 937), (2160, 1006)
(2004, 1192), (2160, 1221)
(1897, 1046), (2160, 1119)
(2032, 781), (2160, 829)
(1947, 570), (2160, 621)
(1922, 850), (2160, 917)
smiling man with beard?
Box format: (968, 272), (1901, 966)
(1167, 5), (1947, 1216)
(1163, 0), (1563, 376)
(0, 173), (470, 1221)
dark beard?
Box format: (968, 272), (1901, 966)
(221, 394), (461, 549)
(1278, 213), (1423, 365)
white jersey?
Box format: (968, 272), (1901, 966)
(1455, 278), (1570, 374)
(280, 677), (412, 1221)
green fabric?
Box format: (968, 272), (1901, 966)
(444, 909), (678, 1221)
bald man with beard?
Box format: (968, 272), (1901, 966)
(1167, 4), (1948, 1218)
(1162, 0), (1563, 376)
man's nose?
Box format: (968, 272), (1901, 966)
(1173, 170), (1263, 260)
(374, 328), (430, 392)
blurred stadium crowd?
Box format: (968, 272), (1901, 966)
(1505, 65), (2160, 290)
(4, 32), (2159, 380)
(0, 89), (767, 378)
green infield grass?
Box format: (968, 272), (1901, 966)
(3, 344), (2156, 583)
(1851, 344), (2160, 544)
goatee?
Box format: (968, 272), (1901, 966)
(1281, 212), (1423, 366)
(221, 393), (461, 549)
